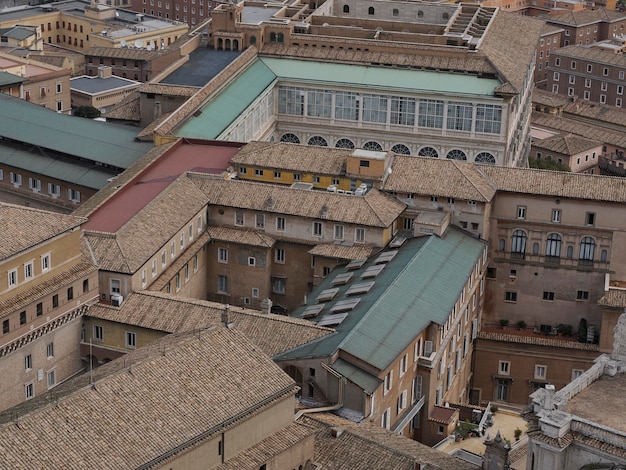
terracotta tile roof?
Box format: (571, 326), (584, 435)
(383, 156), (497, 202)
(105, 91), (141, 121)
(85, 46), (163, 60)
(531, 111), (626, 148)
(0, 203), (86, 260)
(28, 55), (68, 68)
(480, 12), (545, 93)
(189, 174), (406, 228)
(86, 291), (333, 357)
(429, 405), (458, 424)
(532, 133), (601, 155)
(477, 331), (600, 351)
(479, 165), (626, 202)
(569, 432), (626, 459)
(598, 289), (626, 308)
(84, 174), (209, 273)
(213, 422), (316, 470)
(554, 44), (626, 67)
(529, 430), (574, 448)
(532, 88), (569, 107)
(562, 98), (626, 128)
(541, 23), (565, 35)
(308, 243), (380, 260)
(206, 224), (275, 247)
(232, 141), (349, 175)
(138, 83), (199, 97)
(301, 413), (478, 470)
(0, 328), (298, 469)
(544, 8), (626, 26)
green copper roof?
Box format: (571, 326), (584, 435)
(0, 94), (152, 169)
(259, 57), (500, 96)
(332, 358), (381, 394)
(175, 59), (277, 139)
(0, 145), (113, 189)
(0, 71), (24, 86)
(276, 228), (486, 372)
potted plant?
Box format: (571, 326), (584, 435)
(517, 320), (527, 330)
(499, 319), (509, 328)
(514, 428), (522, 441)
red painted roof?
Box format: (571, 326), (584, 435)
(83, 140), (242, 233)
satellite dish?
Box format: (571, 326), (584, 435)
(146, 43), (154, 51)
(135, 39), (143, 48)
(120, 39), (127, 47)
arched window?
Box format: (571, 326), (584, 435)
(546, 233), (562, 260)
(511, 230), (527, 258)
(269, 32), (277, 42)
(277, 33), (284, 43)
(579, 236), (595, 263)
(498, 239), (505, 252)
(280, 133), (300, 144)
(363, 141), (383, 151)
(368, 6), (375, 15)
(442, 12), (449, 19)
(475, 152), (496, 164)
(391, 144), (410, 155)
(343, 4), (349, 13)
(417, 10), (424, 18)
(392, 8), (399, 16)
(335, 138), (355, 149)
(600, 249), (608, 262)
(308, 136), (328, 147)
(567, 246), (574, 258)
(418, 146), (438, 158)
(533, 242), (539, 255)
(250, 35), (256, 44)
(446, 149), (467, 160)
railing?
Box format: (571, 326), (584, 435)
(494, 251), (610, 271)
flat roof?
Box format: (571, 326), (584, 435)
(0, 93), (152, 168)
(70, 75), (140, 94)
(241, 5), (281, 24)
(160, 48), (242, 87)
(82, 139), (242, 233)
(566, 372), (626, 434)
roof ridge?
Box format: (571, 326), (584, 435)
(452, 160), (496, 201)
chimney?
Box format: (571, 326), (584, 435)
(543, 384), (556, 411)
(221, 304), (233, 328)
(260, 298), (272, 314)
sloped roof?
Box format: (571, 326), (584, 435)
(544, 8), (626, 26)
(0, 203), (86, 260)
(531, 111), (626, 149)
(232, 141), (349, 175)
(301, 413), (479, 470)
(598, 289), (626, 309)
(138, 82), (199, 96)
(206, 224), (275, 248)
(278, 228), (485, 371)
(85, 46), (162, 60)
(0, 328), (298, 469)
(86, 291), (333, 357)
(554, 44), (626, 67)
(189, 174), (406, 228)
(532, 133), (602, 155)
(383, 155), (497, 202)
(0, 93), (152, 168)
(480, 165), (626, 202)
(0, 70), (24, 86)
(308, 243), (380, 261)
(104, 91), (141, 121)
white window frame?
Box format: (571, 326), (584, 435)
(275, 248), (285, 264)
(355, 227), (365, 244)
(24, 261), (34, 281)
(399, 354), (408, 377)
(255, 214), (265, 229)
(8, 268), (17, 288)
(125, 331), (136, 349)
(534, 364), (547, 380)
(25, 382), (34, 400)
(276, 216), (286, 231)
(217, 275), (228, 293)
(25, 354), (32, 371)
(313, 221), (323, 237)
(218, 247), (228, 264)
(499, 360), (510, 375)
(334, 224), (344, 240)
(383, 370), (393, 395)
(248, 257), (256, 266)
(94, 324), (104, 341)
(46, 342), (54, 358)
(235, 210), (244, 226)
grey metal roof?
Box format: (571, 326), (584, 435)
(161, 48), (242, 87)
(70, 75), (140, 94)
(0, 93), (152, 168)
(0, 71), (24, 86)
(0, 26), (35, 40)
(0, 144), (114, 189)
(277, 227), (486, 372)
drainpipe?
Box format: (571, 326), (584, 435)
(295, 363), (344, 420)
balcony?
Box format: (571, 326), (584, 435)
(494, 251), (609, 272)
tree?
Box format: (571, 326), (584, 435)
(74, 106), (101, 119)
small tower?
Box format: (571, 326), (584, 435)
(483, 431), (510, 470)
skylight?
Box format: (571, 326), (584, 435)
(317, 288), (340, 302)
(346, 281), (375, 296)
(302, 304), (325, 319)
(317, 312), (349, 327)
(374, 250), (398, 264)
(361, 264), (385, 279)
(346, 258), (367, 270)
(331, 298), (361, 313)
(331, 272), (354, 286)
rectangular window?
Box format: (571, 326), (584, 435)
(25, 383), (34, 400)
(180, 232), (185, 249)
(552, 209), (561, 223)
(382, 408), (391, 430)
(36, 302), (43, 317)
(334, 91), (359, 121)
(313, 221), (323, 237)
(418, 99), (444, 128)
(46, 342), (54, 358)
(151, 259), (157, 277)
(161, 250), (167, 267)
(577, 290), (589, 301)
(307, 89), (332, 118)
(272, 277), (285, 294)
(543, 291), (555, 301)
(193, 254), (198, 272)
(20, 311), (26, 325)
(67, 286), (74, 300)
(184, 263), (189, 281)
(475, 104), (502, 134)
(273, 171), (281, 179)
(399, 354), (408, 377)
(390, 96), (416, 126)
(278, 86), (305, 116)
(535, 365), (547, 379)
(397, 389), (408, 413)
(334, 225), (344, 240)
(505, 291), (517, 302)
(175, 273), (180, 291)
(197, 215), (203, 233)
(111, 279), (120, 295)
(313, 176), (320, 184)
(553, 71), (560, 80)
(275, 248), (285, 264)
(25, 354), (32, 370)
(276, 216), (286, 231)
(383, 370), (393, 395)
(29, 178), (42, 191)
(572, 369), (584, 381)
(235, 210), (244, 226)
(446, 101), (473, 131)
(24, 261), (34, 280)
(499, 361), (510, 375)
(255, 214), (265, 229)
(585, 212), (595, 226)
(362, 94), (388, 123)
(355, 227), (365, 243)
(248, 257), (256, 266)
(2, 319), (9, 334)
(217, 275), (228, 293)
(8, 268), (17, 288)
(218, 247), (228, 263)
(171, 241), (176, 258)
(517, 206), (526, 219)
(52, 294), (59, 308)
(126, 331), (136, 349)
(94, 325), (103, 341)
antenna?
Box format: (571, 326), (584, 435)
(89, 339), (93, 385)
